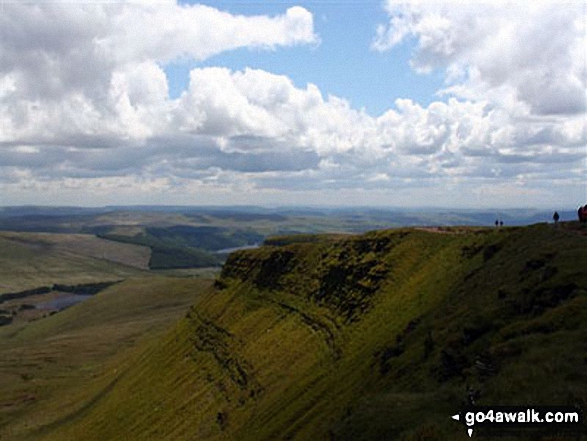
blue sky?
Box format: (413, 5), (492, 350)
(0, 0), (585, 208)
(166, 0), (445, 115)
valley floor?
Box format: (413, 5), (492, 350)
(0, 277), (213, 441)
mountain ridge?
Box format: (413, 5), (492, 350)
(37, 222), (587, 440)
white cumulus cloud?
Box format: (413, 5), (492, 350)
(373, 0), (587, 116)
(0, 0), (584, 208)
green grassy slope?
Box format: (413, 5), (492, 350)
(0, 232), (150, 293)
(98, 232), (223, 269)
(35, 223), (587, 440)
(0, 277), (213, 441)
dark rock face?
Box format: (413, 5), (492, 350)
(219, 235), (395, 322)
(220, 249), (296, 290)
(377, 318), (422, 375)
(482, 243), (502, 262)
(311, 239), (391, 322)
(253, 250), (296, 290)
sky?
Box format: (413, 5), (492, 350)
(0, 0), (585, 208)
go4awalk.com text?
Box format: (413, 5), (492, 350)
(451, 405), (583, 437)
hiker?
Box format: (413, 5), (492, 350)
(499, 220), (503, 227)
(553, 211), (560, 224)
(495, 219), (499, 227)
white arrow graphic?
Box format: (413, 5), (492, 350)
(450, 413), (472, 437)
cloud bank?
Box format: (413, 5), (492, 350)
(0, 0), (584, 207)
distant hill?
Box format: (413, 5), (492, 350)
(0, 277), (213, 440)
(0, 205), (579, 233)
(0, 206), (579, 272)
(33, 221), (586, 440)
(0, 232), (149, 293)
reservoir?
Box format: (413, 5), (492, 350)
(36, 294), (93, 311)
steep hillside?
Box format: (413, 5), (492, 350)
(0, 277), (213, 440)
(37, 223), (587, 440)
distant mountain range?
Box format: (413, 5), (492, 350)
(0, 205), (579, 228)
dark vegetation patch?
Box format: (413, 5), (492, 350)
(148, 246), (221, 270)
(18, 304), (36, 311)
(216, 411), (228, 430)
(0, 281), (120, 304)
(199, 211), (287, 222)
(188, 310), (263, 404)
(52, 281), (120, 295)
(434, 346), (469, 382)
(461, 244), (483, 259)
(471, 352), (497, 379)
(500, 297), (586, 340)
(147, 226), (263, 251)
(264, 234), (343, 247)
(376, 318), (422, 375)
(311, 237), (392, 322)
(427, 316), (498, 383)
(519, 254), (557, 282)
(252, 250), (296, 290)
(221, 249), (296, 290)
(378, 344), (405, 375)
(506, 283), (578, 317)
(0, 286), (52, 302)
(462, 267), (481, 281)
(100, 225), (263, 269)
(482, 243), (502, 261)
(219, 233), (398, 322)
(99, 232), (222, 269)
(461, 317), (494, 346)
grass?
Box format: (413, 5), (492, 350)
(97, 232), (223, 269)
(0, 232), (150, 294)
(0, 232), (151, 269)
(0, 276), (213, 441)
(2, 222), (586, 440)
(151, 267), (221, 279)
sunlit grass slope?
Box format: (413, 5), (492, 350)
(0, 232), (150, 293)
(39, 223), (587, 440)
(0, 277), (213, 441)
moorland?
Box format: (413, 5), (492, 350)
(0, 206), (585, 440)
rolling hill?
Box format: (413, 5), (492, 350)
(1, 205), (573, 272)
(19, 221), (585, 440)
(0, 232), (150, 294)
(0, 277), (213, 440)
